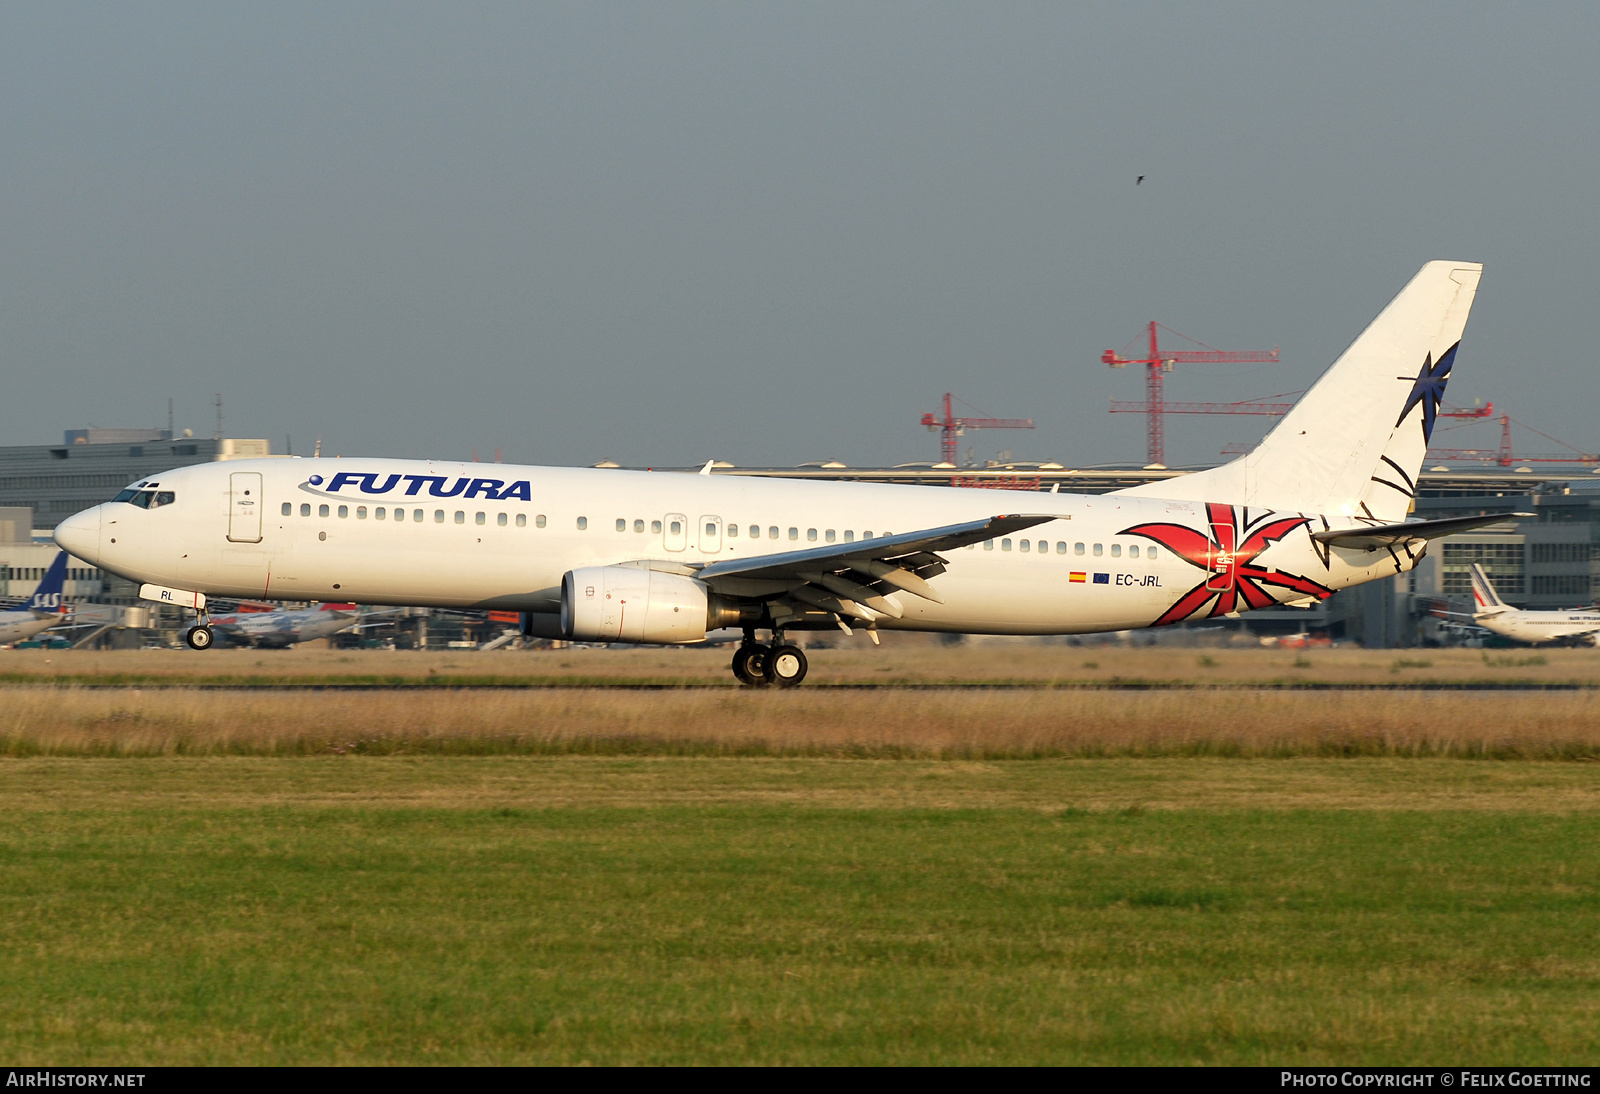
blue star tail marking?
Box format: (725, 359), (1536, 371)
(1395, 341), (1459, 442)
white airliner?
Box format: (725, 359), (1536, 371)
(0, 552), (70, 645)
(197, 603), (397, 649)
(55, 261), (1515, 686)
(1435, 562), (1600, 646)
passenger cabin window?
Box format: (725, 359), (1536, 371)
(413, 509), (424, 522)
(1148, 546), (1158, 559)
(281, 502), (292, 516)
(789, 527), (799, 541)
(844, 531), (855, 542)
(319, 504), (330, 518)
(634, 519), (645, 533)
(536, 515), (546, 528)
(1129, 545), (1139, 558)
(357, 507), (367, 519)
(768, 527), (778, 539)
(669, 519), (681, 535)
(376, 508), (386, 520)
(1002, 538), (1012, 551)
(616, 518), (626, 532)
(1093, 544), (1103, 556)
(651, 520), (662, 534)
(1111, 544), (1121, 558)
(434, 510), (445, 523)
(476, 512), (486, 525)
(577, 516), (588, 530)
(455, 511), (466, 524)
(338, 505), (348, 518)
(984, 539), (994, 551)
(1075, 542), (1085, 555)
(807, 528), (817, 541)
(300, 503), (311, 517)
(727, 524), (739, 538)
(1056, 541), (1067, 554)
(498, 513), (508, 526)
(515, 514), (526, 527)
(1019, 539), (1030, 553)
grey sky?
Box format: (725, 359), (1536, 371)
(2, 3), (1596, 469)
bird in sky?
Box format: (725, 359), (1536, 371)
(1136, 175), (1145, 185)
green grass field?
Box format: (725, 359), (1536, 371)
(3, 756), (1599, 1064)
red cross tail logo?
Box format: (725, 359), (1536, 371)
(1120, 502), (1334, 627)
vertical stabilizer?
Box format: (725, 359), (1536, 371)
(27, 553), (68, 614)
(1469, 562), (1509, 614)
(1116, 261), (1482, 518)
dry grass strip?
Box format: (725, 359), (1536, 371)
(2, 686), (1599, 759)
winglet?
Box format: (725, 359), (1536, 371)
(699, 460), (715, 476)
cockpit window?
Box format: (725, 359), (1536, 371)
(112, 489), (139, 503)
(150, 491), (175, 509)
(125, 490), (174, 509)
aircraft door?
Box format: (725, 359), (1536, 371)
(663, 513), (687, 552)
(1206, 519), (1234, 593)
(698, 515), (722, 554)
(228, 472), (264, 543)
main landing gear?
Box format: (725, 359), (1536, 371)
(185, 624), (214, 650)
(731, 634), (808, 688)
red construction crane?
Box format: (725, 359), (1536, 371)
(1102, 322), (1279, 466)
(1217, 402), (1498, 457)
(1427, 412), (1599, 466)
(919, 393), (1034, 466)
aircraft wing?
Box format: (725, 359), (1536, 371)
(693, 513), (1057, 624)
(1313, 512), (1531, 550)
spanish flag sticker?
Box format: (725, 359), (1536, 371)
(1069, 572), (1086, 582)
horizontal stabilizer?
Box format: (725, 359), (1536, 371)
(1312, 512), (1529, 549)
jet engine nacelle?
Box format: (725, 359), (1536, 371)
(561, 565), (732, 644)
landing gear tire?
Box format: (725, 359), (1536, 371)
(763, 644), (807, 688)
(186, 625), (214, 651)
(732, 644), (769, 686)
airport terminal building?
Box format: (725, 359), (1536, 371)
(1, 437), (1596, 647)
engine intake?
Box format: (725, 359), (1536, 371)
(561, 565), (726, 644)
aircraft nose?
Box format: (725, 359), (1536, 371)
(54, 507), (102, 563)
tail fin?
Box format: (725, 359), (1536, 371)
(1116, 261), (1483, 518)
(27, 553), (68, 614)
(1469, 562), (1509, 613)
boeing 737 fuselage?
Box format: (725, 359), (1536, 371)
(52, 261), (1506, 685)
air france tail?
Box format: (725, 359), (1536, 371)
(1469, 562), (1509, 614)
(27, 553), (68, 615)
(1116, 261), (1483, 520)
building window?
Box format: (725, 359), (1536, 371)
(1532, 575), (1592, 596)
(1442, 542), (1525, 595)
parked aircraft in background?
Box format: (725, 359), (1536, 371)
(1433, 563), (1600, 646)
(56, 261), (1518, 686)
(0, 553), (70, 645)
(192, 603), (400, 649)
